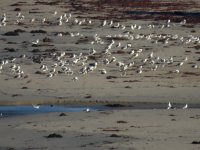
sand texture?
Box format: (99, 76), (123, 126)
(0, 0), (200, 149)
(0, 109), (200, 150)
(0, 0), (200, 105)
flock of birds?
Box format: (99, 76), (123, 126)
(0, 11), (199, 83)
(0, 11), (199, 112)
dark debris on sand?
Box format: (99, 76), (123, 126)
(191, 141), (200, 144)
(109, 134), (121, 138)
(105, 104), (125, 107)
(85, 95), (92, 99)
(117, 120), (128, 123)
(106, 76), (117, 79)
(4, 48), (18, 52)
(45, 133), (63, 138)
(14, 29), (26, 33)
(59, 113), (67, 116)
(4, 31), (19, 36)
(30, 30), (47, 34)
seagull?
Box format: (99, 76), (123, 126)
(19, 15), (25, 20)
(126, 61), (133, 67)
(16, 12), (21, 18)
(169, 57), (173, 63)
(131, 25), (136, 30)
(108, 20), (113, 26)
(32, 39), (39, 45)
(192, 64), (198, 69)
(41, 66), (48, 72)
(122, 45), (127, 50)
(99, 69), (107, 74)
(136, 69), (142, 74)
(103, 59), (110, 65)
(182, 104), (188, 109)
(161, 24), (165, 29)
(174, 69), (180, 73)
(167, 102), (172, 109)
(102, 20), (107, 26)
(116, 42), (121, 48)
(47, 73), (53, 78)
(180, 19), (186, 25)
(30, 18), (35, 23)
(85, 108), (90, 112)
(65, 18), (69, 22)
(72, 76), (79, 82)
(50, 68), (56, 73)
(137, 49), (143, 53)
(78, 21), (82, 25)
(1, 13), (6, 23)
(149, 52), (154, 59)
(114, 22), (120, 28)
(151, 65), (158, 71)
(129, 50), (135, 55)
(137, 25), (142, 30)
(58, 20), (62, 26)
(57, 33), (63, 37)
(57, 15), (63, 21)
(110, 57), (117, 63)
(88, 20), (92, 24)
(32, 104), (40, 109)
(40, 64), (46, 70)
(68, 13), (72, 19)
(89, 48), (96, 55)
(142, 58), (148, 64)
(53, 11), (57, 16)
(42, 18), (46, 23)
(184, 57), (188, 62)
(4, 59), (9, 65)
(133, 53), (139, 58)
(121, 25), (126, 30)
(177, 62), (184, 66)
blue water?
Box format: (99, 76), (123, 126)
(0, 105), (108, 118)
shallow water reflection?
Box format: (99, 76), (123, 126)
(0, 105), (107, 117)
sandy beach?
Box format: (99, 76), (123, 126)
(1, 109), (200, 150)
(0, 0), (200, 105)
(0, 0), (200, 149)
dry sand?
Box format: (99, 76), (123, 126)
(0, 0), (200, 105)
(1, 109), (200, 150)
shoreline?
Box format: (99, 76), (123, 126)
(0, 99), (200, 109)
